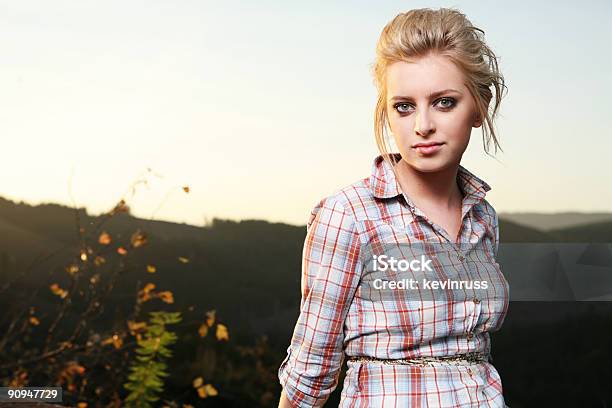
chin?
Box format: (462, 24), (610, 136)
(403, 157), (454, 173)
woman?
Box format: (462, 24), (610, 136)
(278, 7), (509, 407)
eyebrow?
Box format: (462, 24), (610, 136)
(390, 88), (462, 102)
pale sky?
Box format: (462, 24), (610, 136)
(1, 0), (611, 227)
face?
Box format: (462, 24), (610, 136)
(385, 53), (481, 173)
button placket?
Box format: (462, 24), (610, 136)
(464, 301), (475, 340)
(467, 296), (482, 341)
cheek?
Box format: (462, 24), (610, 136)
(388, 119), (415, 150)
(387, 113), (401, 133)
(437, 110), (474, 138)
(388, 115), (413, 137)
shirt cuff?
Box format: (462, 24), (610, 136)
(278, 348), (339, 408)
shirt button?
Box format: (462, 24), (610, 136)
(457, 254), (465, 262)
(473, 297), (480, 304)
(466, 332), (474, 340)
(467, 368), (474, 376)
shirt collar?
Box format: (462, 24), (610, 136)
(368, 152), (491, 202)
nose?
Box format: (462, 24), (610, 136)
(414, 110), (435, 136)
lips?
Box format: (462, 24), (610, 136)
(413, 142), (444, 155)
(412, 142), (443, 148)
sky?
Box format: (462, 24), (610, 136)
(1, 0), (611, 227)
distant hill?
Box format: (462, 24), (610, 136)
(547, 219), (612, 242)
(497, 218), (554, 242)
(499, 211), (612, 231)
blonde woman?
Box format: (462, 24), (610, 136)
(278, 7), (509, 407)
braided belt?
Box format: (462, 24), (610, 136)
(347, 351), (490, 367)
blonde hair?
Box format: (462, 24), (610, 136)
(370, 7), (506, 172)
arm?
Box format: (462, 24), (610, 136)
(278, 389), (293, 408)
(277, 196), (363, 408)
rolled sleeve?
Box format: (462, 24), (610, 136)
(278, 195), (363, 407)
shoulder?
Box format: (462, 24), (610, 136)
(475, 198), (499, 244)
(479, 198), (498, 224)
(305, 176), (375, 228)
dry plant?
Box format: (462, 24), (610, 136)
(0, 168), (228, 407)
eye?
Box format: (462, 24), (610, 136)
(436, 97), (456, 109)
(393, 103), (414, 114)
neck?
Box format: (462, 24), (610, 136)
(393, 159), (464, 211)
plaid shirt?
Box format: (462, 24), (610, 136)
(279, 153), (509, 407)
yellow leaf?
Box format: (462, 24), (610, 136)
(68, 363), (86, 376)
(112, 334), (123, 349)
(197, 384), (218, 398)
(146, 264), (157, 273)
(203, 384), (218, 397)
(80, 251), (88, 261)
(182, 186), (190, 193)
(198, 323), (208, 338)
(77, 402), (88, 408)
(29, 317), (40, 326)
(9, 370), (28, 388)
(138, 283), (156, 304)
(94, 256), (106, 266)
(102, 334), (122, 349)
(98, 231), (112, 245)
(215, 324), (229, 341)
(66, 264), (79, 275)
(130, 230), (147, 248)
(192, 377), (203, 388)
(178, 256), (189, 264)
(158, 291), (174, 304)
(117, 247), (128, 256)
(206, 310), (216, 327)
(127, 321), (147, 333)
(50, 284), (68, 299)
